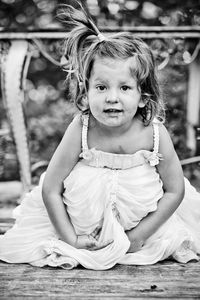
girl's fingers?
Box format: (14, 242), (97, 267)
(90, 226), (102, 239)
(90, 239), (114, 251)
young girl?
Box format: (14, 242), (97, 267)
(0, 4), (200, 270)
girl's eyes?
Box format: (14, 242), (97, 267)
(121, 85), (131, 91)
(96, 85), (132, 91)
(96, 85), (106, 91)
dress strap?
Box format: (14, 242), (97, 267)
(152, 122), (159, 153)
(81, 114), (89, 151)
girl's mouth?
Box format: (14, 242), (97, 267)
(103, 109), (123, 113)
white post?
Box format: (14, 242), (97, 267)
(186, 56), (200, 154)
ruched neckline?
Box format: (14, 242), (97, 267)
(79, 114), (163, 169)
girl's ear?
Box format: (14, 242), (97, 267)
(138, 98), (146, 108)
(81, 95), (89, 110)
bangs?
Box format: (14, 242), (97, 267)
(83, 34), (154, 86)
(96, 39), (136, 59)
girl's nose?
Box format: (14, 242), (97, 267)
(105, 89), (119, 103)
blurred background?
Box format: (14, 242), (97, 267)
(0, 0), (200, 188)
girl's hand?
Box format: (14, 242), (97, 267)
(75, 226), (114, 251)
(126, 229), (145, 253)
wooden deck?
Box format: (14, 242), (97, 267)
(0, 260), (200, 299)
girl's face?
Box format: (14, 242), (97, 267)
(87, 56), (145, 130)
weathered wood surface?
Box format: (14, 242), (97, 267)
(0, 181), (22, 203)
(0, 260), (200, 299)
(0, 218), (14, 234)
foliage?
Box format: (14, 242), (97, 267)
(0, 0), (200, 29)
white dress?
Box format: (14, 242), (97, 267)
(0, 114), (200, 270)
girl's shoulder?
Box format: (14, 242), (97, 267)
(152, 121), (177, 161)
(73, 112), (90, 127)
(152, 117), (164, 125)
(138, 119), (165, 152)
(68, 113), (84, 129)
(152, 119), (170, 138)
(62, 113), (83, 144)
(151, 119), (171, 145)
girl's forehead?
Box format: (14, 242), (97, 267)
(93, 56), (136, 67)
(91, 56), (137, 76)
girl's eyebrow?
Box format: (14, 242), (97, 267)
(93, 77), (108, 83)
(92, 76), (136, 85)
(93, 77), (135, 82)
(119, 79), (137, 86)
(120, 80), (133, 84)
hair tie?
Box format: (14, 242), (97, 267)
(97, 33), (107, 42)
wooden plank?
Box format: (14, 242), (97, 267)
(0, 218), (14, 234)
(0, 207), (15, 219)
(181, 156), (200, 166)
(0, 260), (200, 299)
(0, 181), (22, 203)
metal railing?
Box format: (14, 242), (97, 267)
(0, 26), (200, 39)
(0, 26), (200, 192)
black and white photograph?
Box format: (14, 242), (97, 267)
(0, 0), (200, 298)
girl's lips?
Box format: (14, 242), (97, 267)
(103, 109), (123, 113)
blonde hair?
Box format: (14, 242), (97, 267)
(59, 2), (165, 125)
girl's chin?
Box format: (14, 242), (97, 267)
(92, 112), (134, 128)
(100, 118), (128, 128)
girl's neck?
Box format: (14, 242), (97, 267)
(87, 114), (151, 155)
(89, 114), (143, 138)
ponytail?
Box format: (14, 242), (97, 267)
(58, 1), (103, 110)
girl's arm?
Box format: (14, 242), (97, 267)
(126, 124), (185, 252)
(42, 115), (113, 250)
(42, 115), (82, 246)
